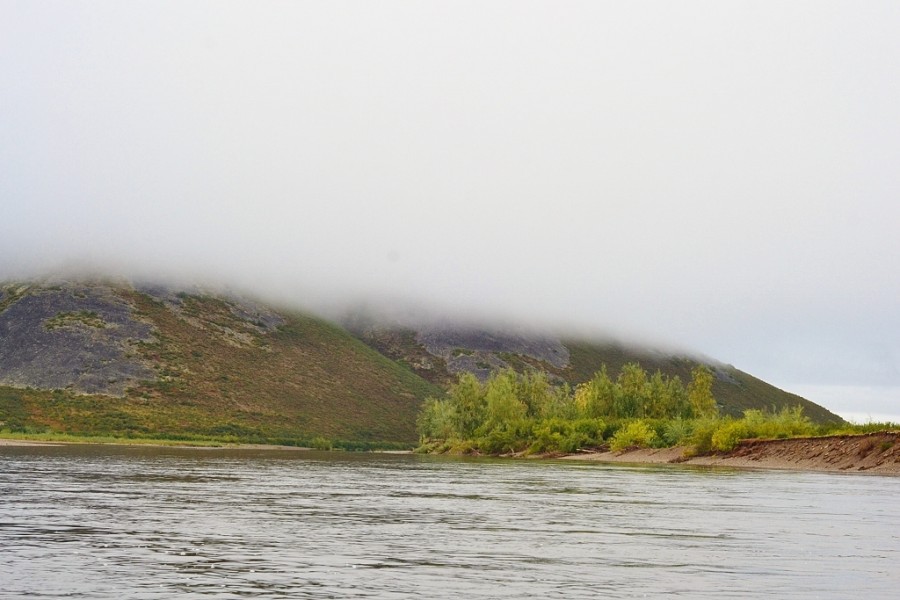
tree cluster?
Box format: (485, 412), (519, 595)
(417, 363), (719, 454)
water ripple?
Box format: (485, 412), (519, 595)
(2, 446), (900, 598)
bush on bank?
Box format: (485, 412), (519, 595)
(416, 365), (859, 456)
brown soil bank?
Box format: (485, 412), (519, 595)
(563, 432), (900, 475)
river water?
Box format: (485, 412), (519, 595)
(1, 445), (898, 599)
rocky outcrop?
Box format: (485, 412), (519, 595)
(346, 312), (844, 423)
(134, 283), (285, 332)
(416, 325), (569, 381)
(0, 279), (443, 442)
(0, 282), (156, 395)
(0, 281), (294, 397)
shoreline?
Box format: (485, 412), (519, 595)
(0, 436), (414, 453)
(560, 432), (900, 475)
(0, 437), (313, 450)
(4, 433), (899, 476)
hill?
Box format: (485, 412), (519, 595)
(346, 318), (843, 424)
(0, 280), (441, 444)
(0, 279), (843, 446)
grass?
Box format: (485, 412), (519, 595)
(0, 281), (852, 447)
(43, 310), (108, 330)
(0, 288), (443, 445)
(122, 290), (441, 442)
(0, 284), (29, 313)
(828, 421), (900, 434)
(0, 429), (415, 450)
(0, 430), (229, 447)
(561, 341), (843, 424)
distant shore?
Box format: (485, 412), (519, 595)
(4, 432), (899, 475)
(561, 432), (900, 475)
(0, 437), (310, 450)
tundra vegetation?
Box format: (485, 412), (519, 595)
(416, 364), (896, 456)
(0, 283), (886, 450)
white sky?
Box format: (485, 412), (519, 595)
(1, 1), (899, 420)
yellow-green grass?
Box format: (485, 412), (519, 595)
(561, 341), (842, 423)
(0, 430), (227, 447)
(0, 290), (442, 445)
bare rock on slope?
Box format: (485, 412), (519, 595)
(416, 325), (570, 381)
(0, 282), (156, 396)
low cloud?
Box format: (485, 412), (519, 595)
(2, 2), (899, 418)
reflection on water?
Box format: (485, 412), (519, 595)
(1, 445), (899, 599)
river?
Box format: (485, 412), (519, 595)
(1, 444), (898, 598)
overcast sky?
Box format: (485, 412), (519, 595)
(2, 1), (898, 420)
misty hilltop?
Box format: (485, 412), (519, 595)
(344, 311), (842, 424)
(0, 279), (440, 444)
(0, 279), (840, 445)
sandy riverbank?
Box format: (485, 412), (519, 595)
(0, 437), (313, 450)
(562, 432), (900, 475)
(5, 433), (899, 475)
(0, 438), (64, 447)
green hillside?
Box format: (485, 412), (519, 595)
(561, 341), (840, 423)
(0, 280), (843, 448)
(0, 282), (441, 444)
(350, 325), (843, 424)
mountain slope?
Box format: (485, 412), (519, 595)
(349, 321), (843, 424)
(562, 341), (839, 423)
(0, 279), (843, 446)
(0, 281), (441, 443)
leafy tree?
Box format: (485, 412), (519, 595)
(416, 397), (457, 441)
(479, 370), (527, 432)
(518, 370), (554, 418)
(617, 362), (649, 418)
(666, 375), (691, 418)
(574, 379), (600, 418)
(546, 382), (577, 420)
(416, 361), (729, 456)
(688, 365), (718, 418)
(646, 370), (671, 418)
(575, 365), (619, 418)
(448, 372), (486, 438)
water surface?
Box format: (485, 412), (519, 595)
(1, 444), (898, 598)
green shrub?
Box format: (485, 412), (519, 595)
(644, 419), (672, 448)
(417, 397), (457, 441)
(310, 436), (333, 450)
(662, 418), (693, 446)
(527, 417), (605, 454)
(687, 418), (720, 456)
(446, 438), (478, 455)
(570, 418), (606, 445)
(711, 420), (747, 452)
(528, 418), (568, 454)
(769, 406), (815, 438)
(741, 406), (815, 439)
(415, 367), (843, 458)
(476, 424), (526, 454)
(609, 420), (657, 451)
